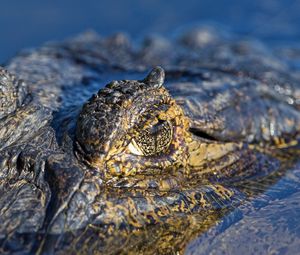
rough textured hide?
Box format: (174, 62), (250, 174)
(0, 28), (299, 254)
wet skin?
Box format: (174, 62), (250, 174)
(0, 28), (299, 254)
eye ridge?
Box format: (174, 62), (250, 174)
(134, 120), (173, 156)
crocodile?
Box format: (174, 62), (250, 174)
(0, 27), (299, 254)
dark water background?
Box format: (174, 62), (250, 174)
(1, 0), (300, 63)
(1, 1), (300, 254)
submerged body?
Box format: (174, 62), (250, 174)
(0, 28), (299, 254)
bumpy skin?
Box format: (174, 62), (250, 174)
(0, 28), (299, 254)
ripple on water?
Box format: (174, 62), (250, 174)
(185, 161), (300, 255)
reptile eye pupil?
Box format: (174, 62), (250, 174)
(134, 120), (173, 156)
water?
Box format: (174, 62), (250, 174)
(1, 1), (300, 254)
(186, 162), (300, 254)
(1, 0), (300, 63)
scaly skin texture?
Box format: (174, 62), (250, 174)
(0, 28), (299, 254)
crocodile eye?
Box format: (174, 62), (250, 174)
(128, 120), (173, 156)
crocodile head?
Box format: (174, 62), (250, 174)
(56, 66), (284, 254)
(1, 29), (299, 254)
(75, 67), (251, 191)
(0, 64), (286, 255)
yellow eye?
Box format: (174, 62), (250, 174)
(128, 120), (173, 156)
